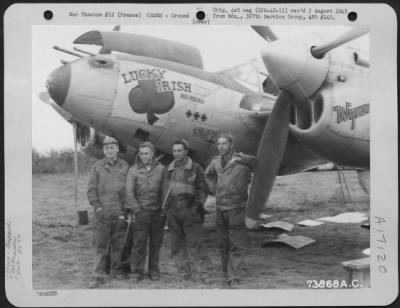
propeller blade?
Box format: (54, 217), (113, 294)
(245, 90), (292, 228)
(251, 26), (278, 42)
(39, 91), (74, 122)
(311, 26), (369, 58)
(72, 122), (79, 209)
(39, 91), (51, 104)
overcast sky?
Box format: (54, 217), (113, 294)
(32, 25), (368, 153)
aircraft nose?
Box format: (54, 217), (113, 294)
(46, 64), (71, 106)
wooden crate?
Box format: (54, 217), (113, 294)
(341, 257), (370, 288)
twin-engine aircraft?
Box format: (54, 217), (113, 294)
(41, 26), (370, 228)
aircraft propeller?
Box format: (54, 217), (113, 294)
(245, 89), (292, 228)
(251, 26), (278, 42)
(311, 25), (369, 59)
(39, 91), (52, 104)
(39, 91), (73, 122)
(245, 26), (369, 228)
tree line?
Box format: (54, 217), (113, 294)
(32, 148), (97, 174)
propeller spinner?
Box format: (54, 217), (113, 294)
(260, 35), (329, 99)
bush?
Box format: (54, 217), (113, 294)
(32, 148), (97, 174)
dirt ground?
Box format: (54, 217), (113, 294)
(32, 170), (369, 289)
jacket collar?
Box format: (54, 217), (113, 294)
(168, 157), (193, 171)
(103, 157), (120, 166)
(221, 150), (234, 163)
(136, 159), (158, 170)
(217, 152), (238, 169)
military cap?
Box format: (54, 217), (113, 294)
(103, 136), (118, 146)
(139, 141), (155, 152)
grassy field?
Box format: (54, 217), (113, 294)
(32, 170), (369, 289)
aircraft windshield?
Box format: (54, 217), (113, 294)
(262, 76), (279, 96)
(221, 61), (278, 96)
(229, 63), (261, 93)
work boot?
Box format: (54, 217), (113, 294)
(112, 272), (128, 280)
(88, 276), (105, 289)
(132, 272), (145, 282)
(227, 279), (240, 289)
(190, 272), (202, 282)
(183, 272), (192, 281)
(149, 272), (161, 281)
(196, 275), (213, 285)
(221, 262), (228, 276)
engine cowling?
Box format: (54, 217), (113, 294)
(77, 123), (137, 164)
(288, 77), (369, 168)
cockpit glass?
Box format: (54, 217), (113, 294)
(222, 61), (278, 96)
(229, 63), (261, 93)
(262, 76), (279, 96)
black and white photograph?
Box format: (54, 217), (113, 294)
(31, 24), (372, 290)
(4, 3), (398, 307)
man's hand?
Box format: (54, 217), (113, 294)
(124, 207), (135, 222)
(231, 153), (245, 163)
(233, 152), (257, 169)
(94, 207), (104, 220)
(231, 157), (241, 164)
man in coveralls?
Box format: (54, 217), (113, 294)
(125, 142), (165, 282)
(205, 133), (256, 289)
(161, 139), (209, 282)
(87, 136), (129, 288)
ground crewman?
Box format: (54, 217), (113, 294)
(125, 142), (165, 282)
(161, 139), (209, 282)
(87, 136), (129, 288)
(205, 133), (256, 288)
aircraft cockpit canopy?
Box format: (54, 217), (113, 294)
(220, 60), (279, 97)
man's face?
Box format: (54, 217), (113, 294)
(103, 143), (119, 159)
(172, 144), (187, 161)
(217, 137), (233, 156)
(139, 146), (154, 165)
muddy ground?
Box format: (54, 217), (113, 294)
(33, 170), (369, 289)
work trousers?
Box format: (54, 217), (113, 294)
(166, 206), (206, 278)
(131, 209), (165, 276)
(216, 207), (248, 282)
(92, 217), (127, 277)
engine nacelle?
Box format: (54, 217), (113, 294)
(77, 124), (137, 164)
(288, 55), (369, 168)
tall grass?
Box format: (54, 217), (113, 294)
(32, 148), (97, 174)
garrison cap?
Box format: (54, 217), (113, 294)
(103, 136), (118, 146)
(139, 141), (155, 152)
